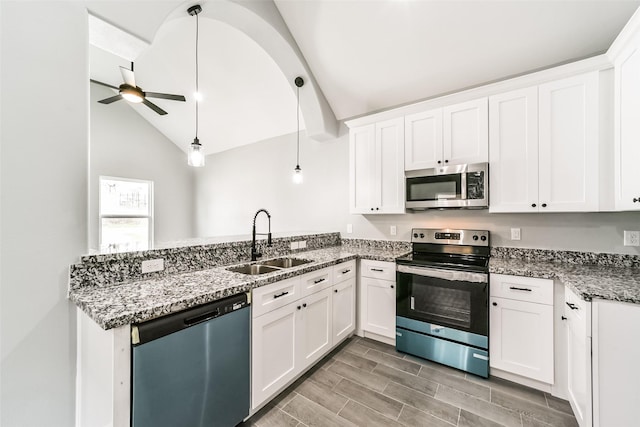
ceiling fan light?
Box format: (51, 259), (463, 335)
(188, 137), (205, 167)
(121, 87), (143, 103)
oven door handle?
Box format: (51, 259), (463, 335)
(397, 264), (488, 284)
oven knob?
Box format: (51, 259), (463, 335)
(419, 233), (425, 238)
(481, 235), (487, 241)
(413, 233), (418, 238)
(473, 235), (479, 241)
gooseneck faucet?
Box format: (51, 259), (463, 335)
(251, 209), (272, 261)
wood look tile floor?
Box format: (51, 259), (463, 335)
(241, 337), (578, 427)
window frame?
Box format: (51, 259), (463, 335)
(98, 175), (154, 252)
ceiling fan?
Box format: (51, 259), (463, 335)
(90, 62), (186, 115)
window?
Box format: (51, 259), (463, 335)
(99, 176), (153, 252)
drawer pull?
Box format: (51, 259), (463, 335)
(314, 278), (326, 284)
(273, 291), (289, 299)
(509, 286), (532, 292)
(341, 269), (351, 274)
(566, 302), (578, 310)
(371, 268), (384, 272)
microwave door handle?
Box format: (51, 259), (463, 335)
(461, 171), (467, 200)
(397, 264), (487, 284)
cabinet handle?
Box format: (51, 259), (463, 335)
(634, 198), (639, 203)
(561, 316), (567, 320)
(341, 269), (351, 274)
(370, 208), (374, 211)
(509, 286), (532, 292)
(273, 291), (289, 299)
(371, 268), (384, 272)
(303, 303), (307, 308)
(437, 160), (442, 164)
(492, 302), (497, 306)
(376, 207), (380, 211)
(297, 305), (301, 310)
(334, 289), (338, 293)
(314, 278), (326, 284)
(531, 203), (537, 208)
(542, 203), (547, 208)
(444, 159), (449, 163)
(566, 302), (578, 310)
(390, 285), (394, 289)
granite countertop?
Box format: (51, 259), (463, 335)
(70, 246), (410, 330)
(490, 257), (640, 304)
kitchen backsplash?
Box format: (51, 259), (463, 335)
(69, 232), (341, 291)
(340, 237), (412, 253)
(492, 247), (640, 268)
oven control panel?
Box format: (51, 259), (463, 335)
(411, 228), (490, 246)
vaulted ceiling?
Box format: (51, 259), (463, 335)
(88, 0), (640, 155)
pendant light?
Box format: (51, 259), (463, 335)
(293, 77), (304, 184)
(187, 4), (205, 167)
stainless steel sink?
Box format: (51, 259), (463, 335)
(227, 264), (281, 275)
(259, 258), (312, 268)
(226, 258), (313, 275)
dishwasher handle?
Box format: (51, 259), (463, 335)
(184, 307), (221, 326)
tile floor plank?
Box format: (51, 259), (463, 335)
(328, 360), (390, 392)
(308, 368), (343, 389)
(283, 394), (355, 427)
(295, 379), (348, 414)
(357, 337), (405, 357)
(362, 348), (422, 375)
(397, 404), (457, 427)
(467, 374), (548, 407)
(435, 385), (522, 427)
(373, 363), (439, 396)
(338, 400), (405, 427)
(333, 378), (404, 419)
(544, 393), (575, 416)
(458, 409), (510, 427)
(418, 364), (491, 401)
(383, 381), (460, 425)
(333, 350), (378, 372)
(491, 389), (579, 427)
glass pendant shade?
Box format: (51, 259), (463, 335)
(292, 164), (303, 184)
(188, 137), (205, 167)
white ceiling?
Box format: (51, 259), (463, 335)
(89, 0), (640, 154)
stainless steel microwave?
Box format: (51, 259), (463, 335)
(405, 163), (489, 210)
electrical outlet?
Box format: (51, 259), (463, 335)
(346, 224), (353, 234)
(141, 259), (164, 274)
(390, 225), (397, 236)
(624, 231), (640, 246)
(290, 241), (299, 250)
(299, 240), (307, 249)
(510, 228), (521, 241)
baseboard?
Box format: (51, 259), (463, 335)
(490, 367), (553, 393)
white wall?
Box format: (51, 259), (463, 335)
(196, 130), (640, 255)
(0, 2), (88, 426)
(89, 83), (194, 251)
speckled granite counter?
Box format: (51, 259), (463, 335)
(70, 244), (410, 330)
(490, 249), (640, 305)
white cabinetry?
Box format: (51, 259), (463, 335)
(489, 72), (600, 213)
(564, 286), (592, 427)
(490, 274), (554, 384)
(405, 98), (488, 170)
(359, 260), (396, 341)
(614, 36), (640, 210)
(251, 262), (356, 410)
(349, 118), (405, 214)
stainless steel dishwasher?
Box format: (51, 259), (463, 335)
(131, 293), (250, 427)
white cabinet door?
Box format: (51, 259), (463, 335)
(539, 72), (599, 212)
(565, 287), (592, 427)
(297, 287), (333, 370)
(614, 42), (640, 210)
(405, 109), (443, 170)
(361, 276), (396, 339)
(252, 303), (298, 409)
(332, 277), (356, 344)
(490, 296), (554, 383)
(443, 97), (488, 166)
(349, 124), (376, 214)
(376, 117), (405, 213)
(489, 87), (539, 213)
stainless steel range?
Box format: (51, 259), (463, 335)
(395, 228), (490, 377)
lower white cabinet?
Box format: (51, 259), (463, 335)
(565, 286), (592, 427)
(251, 261), (356, 410)
(360, 260), (396, 340)
(489, 274), (554, 384)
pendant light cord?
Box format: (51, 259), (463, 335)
(296, 85), (300, 166)
(195, 11), (199, 139)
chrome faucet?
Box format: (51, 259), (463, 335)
(251, 209), (272, 261)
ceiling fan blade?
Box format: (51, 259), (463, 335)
(98, 94), (123, 104)
(90, 79), (119, 90)
(119, 66), (136, 87)
(145, 92), (186, 102)
(143, 98), (168, 115)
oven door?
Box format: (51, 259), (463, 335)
(396, 264), (488, 337)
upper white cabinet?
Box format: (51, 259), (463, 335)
(489, 72), (600, 213)
(349, 117), (405, 214)
(405, 98), (488, 170)
(614, 37), (640, 210)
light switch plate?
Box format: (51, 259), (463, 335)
(510, 228), (521, 241)
(624, 230), (640, 246)
(290, 241), (299, 250)
(141, 259), (164, 273)
(390, 225), (397, 236)
(299, 240), (307, 249)
(346, 224), (353, 234)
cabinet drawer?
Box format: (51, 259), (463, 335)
(333, 260), (356, 284)
(361, 259), (396, 281)
(300, 267), (333, 297)
(252, 277), (301, 318)
(490, 274), (553, 305)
